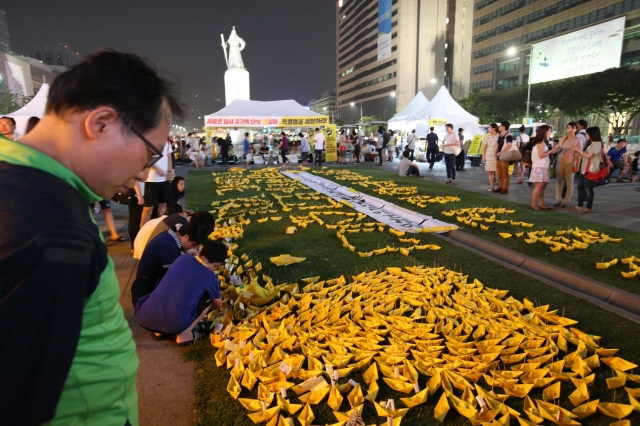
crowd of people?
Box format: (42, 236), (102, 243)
(1, 47), (639, 426)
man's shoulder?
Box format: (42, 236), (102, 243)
(0, 163), (91, 225)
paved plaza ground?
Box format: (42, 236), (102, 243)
(99, 158), (639, 425)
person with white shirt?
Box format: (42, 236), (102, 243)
(405, 129), (417, 161)
(397, 150), (420, 177)
(442, 123), (460, 186)
(313, 127), (325, 166)
(141, 138), (174, 227)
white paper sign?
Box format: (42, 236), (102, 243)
(279, 362), (293, 375)
(345, 407), (365, 426)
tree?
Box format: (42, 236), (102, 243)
(457, 87), (527, 124)
(0, 81), (28, 114)
(533, 67), (640, 134)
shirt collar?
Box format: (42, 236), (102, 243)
(168, 229), (182, 249)
(0, 136), (101, 203)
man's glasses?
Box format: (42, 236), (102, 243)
(124, 121), (164, 168)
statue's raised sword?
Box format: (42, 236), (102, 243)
(220, 34), (229, 68)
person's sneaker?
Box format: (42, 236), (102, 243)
(562, 204), (569, 208)
(553, 201), (562, 207)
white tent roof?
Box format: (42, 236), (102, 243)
(204, 99), (327, 128)
(388, 91), (429, 130)
(410, 85), (478, 124)
(8, 83), (49, 137)
(207, 99), (323, 118)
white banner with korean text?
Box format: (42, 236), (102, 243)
(281, 171), (457, 233)
(529, 17), (626, 84)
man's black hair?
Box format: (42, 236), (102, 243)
(458, 128), (463, 132)
(178, 211), (214, 244)
(0, 116), (16, 126)
(46, 49), (184, 134)
(403, 150), (410, 158)
(200, 239), (228, 263)
(577, 119), (588, 129)
(245, 132), (249, 137)
(429, 127), (434, 131)
(500, 121), (510, 129)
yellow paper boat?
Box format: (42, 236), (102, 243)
(597, 402), (634, 419)
(297, 404), (315, 426)
(326, 386), (343, 411)
(400, 388), (428, 408)
(571, 399), (599, 420)
(602, 357), (638, 372)
(247, 406), (280, 424)
(383, 377), (415, 394)
(434, 392), (450, 422)
(227, 374), (242, 399)
(298, 387), (330, 405)
(499, 233), (512, 239)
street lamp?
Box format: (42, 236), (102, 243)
(431, 76), (450, 91)
(507, 47), (516, 55)
(350, 102), (363, 121)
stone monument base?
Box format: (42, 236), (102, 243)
(224, 69), (250, 105)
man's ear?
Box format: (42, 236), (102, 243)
(83, 106), (120, 142)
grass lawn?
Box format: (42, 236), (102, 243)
(308, 166), (640, 297)
(185, 167), (640, 426)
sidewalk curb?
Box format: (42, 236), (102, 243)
(436, 230), (640, 324)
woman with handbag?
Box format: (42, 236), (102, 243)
(482, 123), (499, 192)
(571, 127), (604, 213)
(494, 121), (520, 194)
(529, 125), (560, 210)
(443, 123), (461, 186)
(553, 122), (582, 208)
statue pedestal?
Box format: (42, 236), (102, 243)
(224, 68), (250, 105)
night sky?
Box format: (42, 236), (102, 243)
(4, 0), (337, 131)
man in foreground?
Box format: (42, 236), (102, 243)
(0, 50), (183, 425)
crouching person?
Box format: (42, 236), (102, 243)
(398, 150), (421, 177)
(133, 239), (227, 346)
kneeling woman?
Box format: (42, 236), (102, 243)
(134, 239), (227, 346)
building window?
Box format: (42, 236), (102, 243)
(44, 52), (53, 64)
(340, 72), (397, 96)
(473, 0), (592, 44)
(472, 0), (640, 60)
(471, 63), (493, 75)
(470, 80), (492, 89)
(622, 55), (640, 67)
(497, 77), (519, 90)
(498, 58), (520, 73)
(35, 51), (41, 60)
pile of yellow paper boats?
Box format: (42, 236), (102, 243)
(210, 265), (640, 425)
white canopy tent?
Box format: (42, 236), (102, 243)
(411, 85), (478, 128)
(204, 99), (328, 128)
(387, 91), (429, 132)
(7, 83), (49, 137)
